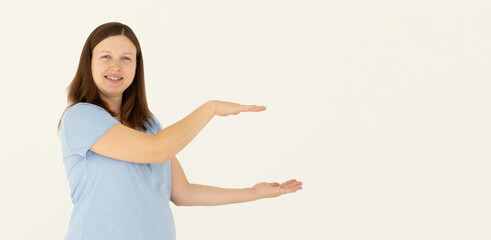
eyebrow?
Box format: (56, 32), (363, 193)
(100, 50), (135, 55)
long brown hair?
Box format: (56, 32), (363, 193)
(58, 22), (151, 132)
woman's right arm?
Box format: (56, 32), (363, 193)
(89, 100), (266, 164)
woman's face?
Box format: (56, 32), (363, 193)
(91, 35), (137, 100)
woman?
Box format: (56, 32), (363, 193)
(59, 22), (302, 240)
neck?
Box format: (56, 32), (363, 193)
(101, 95), (122, 121)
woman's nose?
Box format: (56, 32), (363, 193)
(109, 60), (122, 71)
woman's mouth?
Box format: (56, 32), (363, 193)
(105, 76), (123, 83)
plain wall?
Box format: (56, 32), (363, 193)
(1, 0), (490, 239)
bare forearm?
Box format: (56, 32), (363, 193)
(175, 184), (258, 206)
(156, 101), (215, 159)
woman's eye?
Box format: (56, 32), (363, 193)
(102, 55), (110, 59)
(123, 57), (131, 61)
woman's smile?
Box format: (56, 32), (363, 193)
(105, 75), (124, 83)
(91, 35), (137, 98)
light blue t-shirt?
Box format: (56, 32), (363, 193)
(59, 103), (175, 240)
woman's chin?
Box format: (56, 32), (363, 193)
(99, 90), (126, 100)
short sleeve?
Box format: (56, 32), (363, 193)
(149, 112), (163, 132)
(60, 103), (119, 158)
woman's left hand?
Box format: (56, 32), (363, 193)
(252, 179), (303, 199)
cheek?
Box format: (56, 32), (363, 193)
(126, 65), (137, 80)
(91, 62), (103, 77)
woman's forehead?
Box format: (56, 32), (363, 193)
(94, 35), (137, 54)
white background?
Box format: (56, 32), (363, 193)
(1, 0), (490, 239)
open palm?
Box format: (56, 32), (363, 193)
(252, 179), (303, 199)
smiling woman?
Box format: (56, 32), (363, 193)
(59, 22), (151, 131)
(91, 35), (137, 118)
(58, 22), (302, 240)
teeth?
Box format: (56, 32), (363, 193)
(106, 76), (122, 80)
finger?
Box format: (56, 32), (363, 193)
(284, 184), (303, 193)
(286, 185), (303, 192)
(242, 105), (266, 112)
(288, 185), (303, 192)
(280, 179), (297, 187)
(279, 185), (302, 195)
(286, 183), (303, 189)
(281, 181), (303, 191)
(283, 181), (303, 188)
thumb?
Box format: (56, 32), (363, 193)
(269, 182), (280, 187)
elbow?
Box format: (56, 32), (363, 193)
(151, 133), (173, 164)
(170, 194), (185, 206)
(172, 199), (185, 207)
(151, 148), (170, 164)
(171, 184), (192, 206)
(148, 135), (171, 164)
(171, 197), (191, 207)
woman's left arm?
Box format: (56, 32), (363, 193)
(169, 156), (303, 206)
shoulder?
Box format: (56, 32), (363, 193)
(63, 103), (109, 119)
(61, 103), (117, 130)
(66, 102), (106, 113)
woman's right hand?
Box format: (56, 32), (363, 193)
(209, 100), (266, 116)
